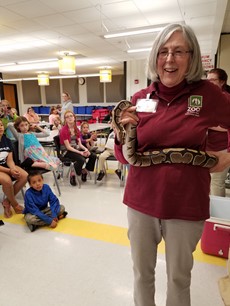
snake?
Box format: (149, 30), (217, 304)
(112, 100), (218, 168)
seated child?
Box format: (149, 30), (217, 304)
(52, 117), (62, 131)
(23, 171), (67, 232)
(97, 131), (122, 181)
(49, 106), (60, 125)
(80, 121), (97, 151)
(8, 116), (60, 170)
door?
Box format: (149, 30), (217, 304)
(3, 83), (18, 110)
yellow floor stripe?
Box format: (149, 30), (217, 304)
(1, 213), (226, 267)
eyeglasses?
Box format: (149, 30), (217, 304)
(158, 49), (192, 59)
(207, 78), (219, 82)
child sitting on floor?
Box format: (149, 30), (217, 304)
(23, 171), (67, 232)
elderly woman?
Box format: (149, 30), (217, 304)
(0, 119), (27, 218)
(114, 24), (230, 306)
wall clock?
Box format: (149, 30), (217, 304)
(78, 77), (85, 85)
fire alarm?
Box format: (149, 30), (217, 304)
(134, 79), (139, 84)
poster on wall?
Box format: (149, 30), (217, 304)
(201, 54), (214, 71)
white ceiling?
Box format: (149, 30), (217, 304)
(0, 0), (229, 79)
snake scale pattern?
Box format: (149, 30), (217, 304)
(112, 100), (218, 168)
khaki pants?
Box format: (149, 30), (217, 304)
(127, 207), (204, 306)
(98, 148), (122, 172)
(210, 167), (229, 197)
(24, 205), (65, 226)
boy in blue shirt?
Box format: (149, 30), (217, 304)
(24, 171), (67, 232)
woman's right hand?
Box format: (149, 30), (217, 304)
(119, 105), (139, 126)
(112, 105), (138, 142)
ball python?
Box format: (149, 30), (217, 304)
(112, 100), (218, 168)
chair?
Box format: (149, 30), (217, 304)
(53, 135), (81, 188)
(11, 140), (62, 196)
(94, 151), (127, 187)
(39, 140), (56, 156)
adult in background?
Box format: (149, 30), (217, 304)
(61, 91), (73, 121)
(114, 23), (230, 306)
(24, 107), (40, 124)
(0, 99), (18, 139)
(206, 68), (230, 196)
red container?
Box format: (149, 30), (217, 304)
(201, 196), (230, 258)
(201, 218), (230, 258)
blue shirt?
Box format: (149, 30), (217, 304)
(24, 184), (61, 224)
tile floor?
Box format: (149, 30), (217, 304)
(0, 162), (228, 306)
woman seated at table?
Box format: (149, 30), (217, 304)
(59, 111), (97, 185)
(24, 107), (40, 125)
(0, 118), (27, 218)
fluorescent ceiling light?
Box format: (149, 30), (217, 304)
(0, 40), (49, 52)
(104, 25), (165, 39)
(78, 73), (100, 77)
(0, 62), (16, 67)
(18, 58), (58, 65)
(2, 61), (58, 72)
(0, 73), (101, 82)
(127, 48), (152, 53)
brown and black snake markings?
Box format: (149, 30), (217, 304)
(112, 100), (218, 168)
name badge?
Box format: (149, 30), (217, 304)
(136, 99), (158, 113)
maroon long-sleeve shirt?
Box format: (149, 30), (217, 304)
(115, 80), (230, 220)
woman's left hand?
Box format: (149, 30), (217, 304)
(208, 151), (230, 172)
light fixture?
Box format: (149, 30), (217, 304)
(18, 58), (58, 65)
(58, 52), (76, 75)
(37, 73), (49, 86)
(103, 25), (166, 39)
(127, 47), (152, 53)
(0, 73), (101, 83)
(99, 69), (112, 83)
(0, 62), (16, 67)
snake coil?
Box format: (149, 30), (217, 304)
(112, 100), (218, 168)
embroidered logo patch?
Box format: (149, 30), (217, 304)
(188, 96), (203, 107)
(185, 95), (203, 117)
